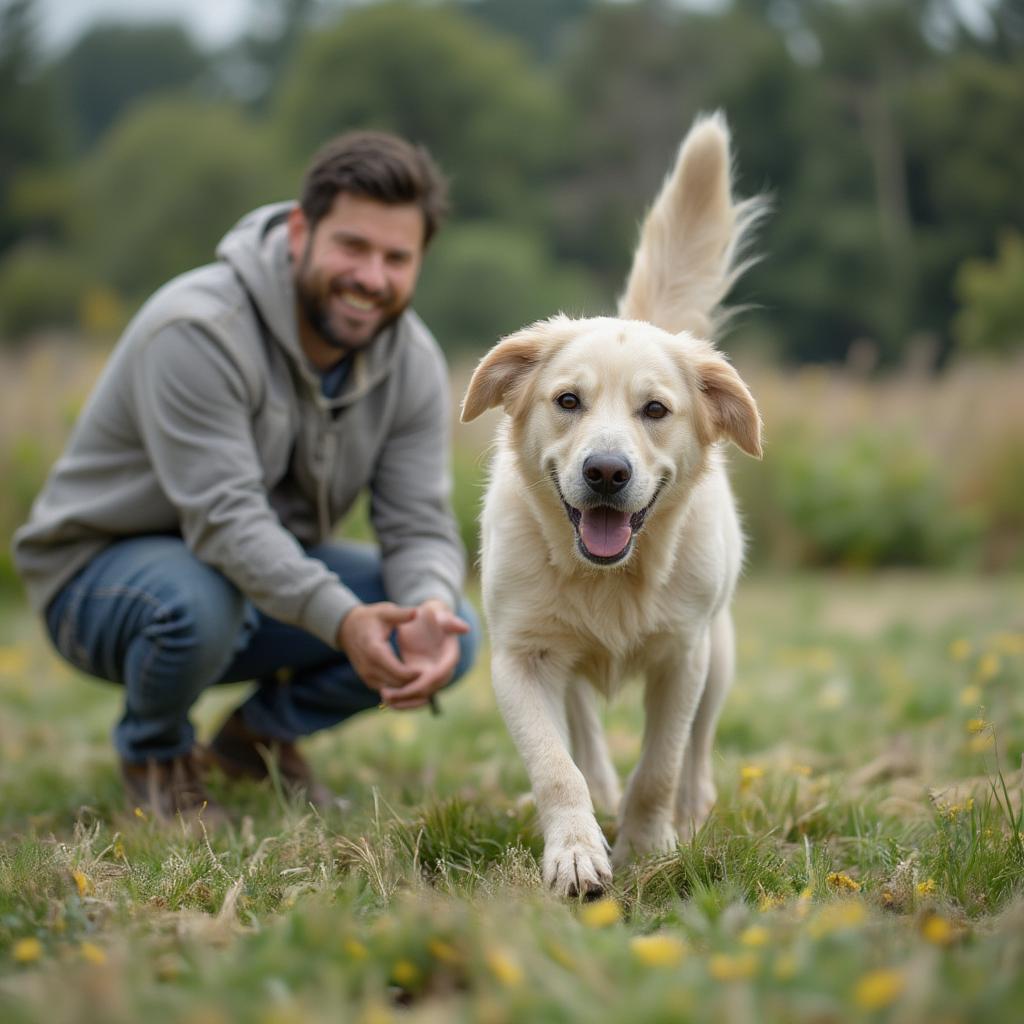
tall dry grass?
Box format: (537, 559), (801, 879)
(2, 338), (1022, 591)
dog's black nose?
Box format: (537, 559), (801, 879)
(582, 454), (632, 495)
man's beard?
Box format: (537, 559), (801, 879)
(295, 247), (406, 351)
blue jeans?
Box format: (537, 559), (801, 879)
(44, 536), (479, 763)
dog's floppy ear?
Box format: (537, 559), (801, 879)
(694, 355), (763, 458)
(461, 315), (576, 422)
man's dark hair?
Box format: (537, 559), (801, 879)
(299, 131), (449, 246)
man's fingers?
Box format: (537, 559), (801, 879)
(381, 662), (452, 704)
(377, 603), (418, 626)
(370, 642), (419, 685)
(436, 612), (471, 635)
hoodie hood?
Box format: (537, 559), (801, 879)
(215, 201), (403, 409)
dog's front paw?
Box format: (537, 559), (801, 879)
(612, 817), (678, 868)
(543, 815), (613, 899)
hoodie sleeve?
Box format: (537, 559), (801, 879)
(131, 321), (358, 647)
(369, 333), (466, 611)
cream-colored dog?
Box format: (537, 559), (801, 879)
(460, 114), (765, 898)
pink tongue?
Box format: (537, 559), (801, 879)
(580, 507), (632, 558)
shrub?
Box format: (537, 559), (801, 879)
(733, 425), (978, 569)
(954, 232), (1024, 355)
(0, 242), (88, 342)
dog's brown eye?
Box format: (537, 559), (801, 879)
(643, 401), (669, 420)
(556, 392), (581, 411)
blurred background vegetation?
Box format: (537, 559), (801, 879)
(1, 0), (1023, 589)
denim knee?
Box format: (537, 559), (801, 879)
(128, 581), (247, 708)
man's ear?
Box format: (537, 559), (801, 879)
(460, 315), (576, 422)
(287, 206), (310, 264)
(694, 354), (763, 458)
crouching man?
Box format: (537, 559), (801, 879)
(13, 131), (478, 825)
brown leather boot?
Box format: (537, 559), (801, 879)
(120, 749), (230, 830)
(206, 708), (337, 810)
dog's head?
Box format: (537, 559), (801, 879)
(461, 314), (761, 568)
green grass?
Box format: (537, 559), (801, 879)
(1, 573), (1023, 1023)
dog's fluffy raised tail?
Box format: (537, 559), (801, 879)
(618, 111), (766, 339)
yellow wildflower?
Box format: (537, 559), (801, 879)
(948, 638), (972, 662)
(0, 646), (28, 676)
(387, 717), (416, 744)
(133, 807), (147, 820)
(959, 685), (982, 707)
(966, 717), (988, 734)
(485, 947), (523, 987)
(428, 938), (460, 965)
(968, 733), (995, 753)
(739, 765), (764, 790)
(708, 952), (759, 982)
(991, 632), (1024, 656)
(12, 937), (43, 964)
(975, 652), (1001, 682)
(921, 914), (956, 946)
(739, 925), (770, 948)
(80, 942), (107, 965)
(579, 897), (621, 929)
(545, 941), (576, 971)
(343, 938), (368, 960)
(852, 968), (905, 1010)
(773, 952), (799, 980)
(916, 878), (936, 896)
(788, 763), (813, 777)
(826, 872), (861, 892)
(113, 841), (126, 860)
(808, 900), (866, 938)
(795, 885), (814, 918)
(758, 893), (784, 913)
(630, 934), (686, 967)
(390, 960), (419, 987)
(357, 1005), (396, 1024)
(72, 870), (94, 897)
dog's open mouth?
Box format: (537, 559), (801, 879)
(556, 476), (660, 565)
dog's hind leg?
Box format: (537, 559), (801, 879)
(613, 631), (711, 868)
(566, 682), (621, 817)
(675, 608), (735, 840)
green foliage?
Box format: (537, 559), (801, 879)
(273, 1), (572, 226)
(0, 242), (88, 340)
(416, 221), (605, 356)
(734, 424), (977, 568)
(78, 97), (285, 301)
(0, 0), (69, 252)
(954, 232), (1024, 354)
(52, 23), (210, 152)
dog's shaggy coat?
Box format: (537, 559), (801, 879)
(461, 115), (765, 898)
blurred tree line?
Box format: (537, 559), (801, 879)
(1, 0), (1022, 363)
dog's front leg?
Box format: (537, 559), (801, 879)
(566, 681), (621, 816)
(612, 631), (711, 868)
(492, 649), (612, 899)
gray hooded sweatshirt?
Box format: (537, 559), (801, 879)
(12, 203), (465, 648)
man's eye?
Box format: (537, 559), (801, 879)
(556, 392), (581, 411)
(643, 400), (669, 419)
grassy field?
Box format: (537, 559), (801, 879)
(1, 572), (1022, 1023)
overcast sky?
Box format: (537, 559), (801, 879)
(35, 0), (997, 55)
(37, 0), (253, 53)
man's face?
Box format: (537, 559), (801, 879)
(288, 193), (425, 356)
